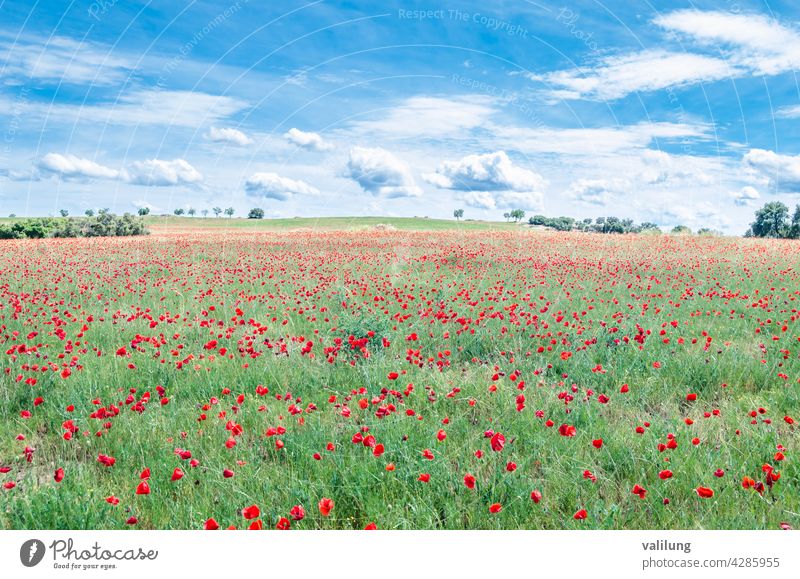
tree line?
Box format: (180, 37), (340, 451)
(0, 212), (148, 239)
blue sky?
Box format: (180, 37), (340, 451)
(1, 0), (800, 232)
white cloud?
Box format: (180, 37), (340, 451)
(35, 154), (203, 187)
(655, 10), (800, 76)
(491, 122), (710, 156)
(3, 90), (247, 128)
(206, 127), (253, 146)
(534, 10), (800, 101)
(344, 147), (422, 198)
(37, 153), (120, 180)
(245, 172), (320, 201)
(743, 148), (800, 191)
(346, 96), (496, 139)
(424, 151), (546, 191)
(566, 178), (625, 205)
(532, 50), (734, 100)
(284, 128), (332, 151)
(732, 185), (761, 206)
(638, 149), (714, 186)
(424, 151), (546, 210)
(122, 159), (203, 187)
(0, 35), (133, 85)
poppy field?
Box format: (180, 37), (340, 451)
(0, 227), (797, 530)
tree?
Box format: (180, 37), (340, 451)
(85, 209), (95, 217)
(453, 209), (464, 221)
(137, 207), (150, 216)
(503, 212), (511, 222)
(787, 205), (800, 239)
(98, 208), (110, 215)
(750, 201), (789, 238)
(671, 225), (692, 235)
(187, 207), (196, 217)
(212, 207), (222, 218)
(248, 208), (265, 219)
(59, 209), (69, 217)
(224, 207), (235, 218)
(509, 209), (525, 222)
(174, 208), (185, 216)
(201, 209), (209, 218)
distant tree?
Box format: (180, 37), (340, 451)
(671, 225), (692, 235)
(8, 213), (16, 218)
(212, 207), (222, 218)
(201, 209), (209, 218)
(59, 209), (69, 217)
(98, 208), (110, 215)
(174, 208), (185, 216)
(137, 207), (150, 216)
(187, 207), (196, 217)
(750, 201), (789, 238)
(503, 212), (511, 222)
(85, 209), (95, 217)
(453, 208), (464, 221)
(787, 205), (800, 239)
(697, 227), (721, 236)
(639, 222), (660, 232)
(510, 209), (525, 222)
(248, 208), (265, 219)
(224, 207), (235, 218)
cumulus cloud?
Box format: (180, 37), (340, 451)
(122, 159), (203, 187)
(732, 185), (761, 206)
(284, 128), (332, 151)
(566, 178), (626, 205)
(37, 153), (120, 180)
(423, 151), (546, 210)
(344, 147), (422, 198)
(245, 172), (319, 201)
(638, 149), (713, 186)
(206, 127), (253, 146)
(743, 148), (800, 191)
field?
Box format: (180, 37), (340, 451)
(0, 223), (798, 530)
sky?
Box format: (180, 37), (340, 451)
(1, 0), (800, 232)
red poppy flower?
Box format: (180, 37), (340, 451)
(558, 424), (577, 437)
(136, 481), (150, 495)
(54, 468), (65, 483)
(242, 505), (260, 520)
(573, 509), (588, 520)
(530, 490), (542, 503)
(318, 498), (334, 516)
(490, 432), (505, 452)
(464, 473), (476, 489)
(695, 486), (714, 498)
(290, 504), (305, 521)
(204, 518), (220, 530)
